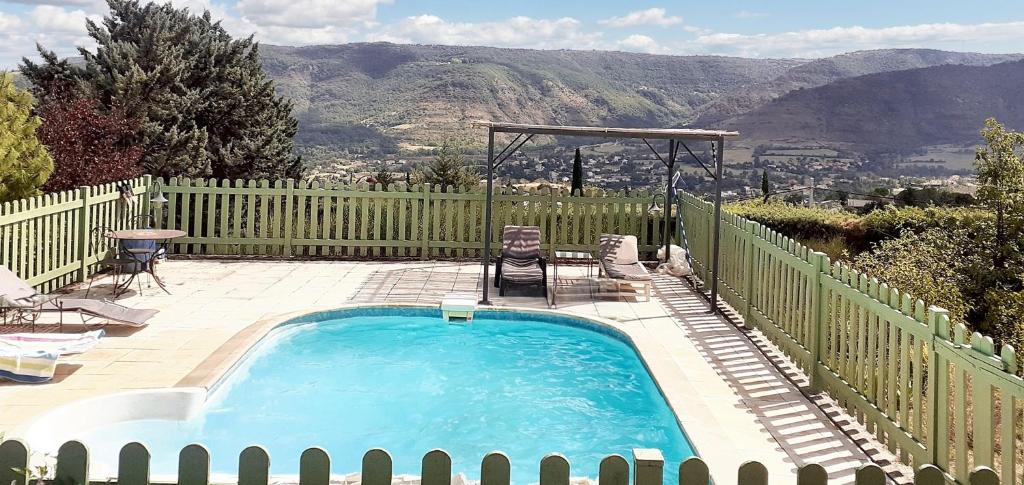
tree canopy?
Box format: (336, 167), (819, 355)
(413, 142), (478, 192)
(0, 73), (52, 202)
(20, 0), (302, 181)
(38, 89), (143, 192)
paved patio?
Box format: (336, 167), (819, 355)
(0, 259), (895, 484)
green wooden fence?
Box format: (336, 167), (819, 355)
(0, 176), (152, 294)
(1, 177), (669, 289)
(678, 193), (1024, 485)
(0, 439), (1002, 485)
(149, 177), (668, 259)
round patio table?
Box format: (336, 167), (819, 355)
(110, 229), (186, 295)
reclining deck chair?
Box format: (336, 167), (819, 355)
(598, 234), (653, 301)
(0, 266), (157, 331)
(494, 225), (547, 297)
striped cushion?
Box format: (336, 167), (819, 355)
(501, 258), (544, 283)
(502, 226), (542, 259)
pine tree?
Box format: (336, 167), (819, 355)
(20, 0), (302, 181)
(414, 142), (478, 192)
(0, 73), (53, 202)
(571, 147), (583, 196)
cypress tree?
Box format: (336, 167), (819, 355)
(0, 73), (53, 202)
(571, 147), (583, 196)
(21, 0), (302, 181)
(761, 169), (770, 203)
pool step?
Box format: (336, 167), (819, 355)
(441, 294), (477, 323)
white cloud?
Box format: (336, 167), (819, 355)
(236, 0), (389, 29)
(30, 5), (97, 34)
(368, 15), (604, 50)
(617, 34), (665, 54)
(599, 8), (682, 28)
(1, 0), (96, 5)
(687, 21), (1024, 58)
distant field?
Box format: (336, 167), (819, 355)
(899, 145), (979, 171)
(764, 148), (841, 157)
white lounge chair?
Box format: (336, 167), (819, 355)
(598, 234), (653, 301)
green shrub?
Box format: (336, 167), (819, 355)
(727, 200), (995, 256)
(854, 228), (980, 324)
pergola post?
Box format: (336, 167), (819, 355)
(471, 121), (737, 309)
(481, 128), (495, 305)
(709, 137), (725, 313)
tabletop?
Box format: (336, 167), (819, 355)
(554, 250), (594, 260)
(111, 229), (187, 240)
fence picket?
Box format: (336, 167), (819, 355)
(421, 449), (452, 485)
(299, 447), (331, 485)
(481, 452), (511, 485)
(677, 457), (708, 485)
(0, 439), (29, 485)
(854, 464), (885, 485)
(539, 454), (570, 485)
(599, 455), (629, 485)
(362, 449), (392, 485)
(968, 467), (999, 485)
(914, 464), (945, 485)
(178, 444), (210, 485)
(737, 461), (768, 485)
(238, 446), (270, 485)
(118, 442), (151, 485)
(796, 464), (826, 485)
(56, 440), (89, 485)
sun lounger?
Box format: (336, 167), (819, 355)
(494, 225), (547, 297)
(1, 265), (157, 330)
(598, 234), (652, 301)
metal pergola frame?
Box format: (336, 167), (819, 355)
(473, 121), (739, 313)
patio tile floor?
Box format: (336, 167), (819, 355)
(0, 259), (900, 484)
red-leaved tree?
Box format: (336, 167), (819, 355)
(38, 89), (143, 192)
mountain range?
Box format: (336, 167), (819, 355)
(258, 43), (1023, 156)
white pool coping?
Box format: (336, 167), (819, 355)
(17, 303), (797, 483)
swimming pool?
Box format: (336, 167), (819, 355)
(78, 308), (695, 481)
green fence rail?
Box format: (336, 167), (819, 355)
(0, 176), (152, 294)
(678, 193), (1024, 485)
(0, 439), (1003, 485)
(149, 177), (670, 259)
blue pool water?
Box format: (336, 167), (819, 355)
(81, 309), (694, 482)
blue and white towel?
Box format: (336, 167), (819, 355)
(0, 347), (60, 383)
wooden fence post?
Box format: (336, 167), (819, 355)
(284, 178), (295, 256)
(421, 185), (431, 260)
(141, 174), (153, 223)
(927, 307), (949, 467)
(704, 201), (712, 286)
(631, 448), (663, 485)
(741, 220), (757, 323)
(548, 187), (557, 256)
(76, 186), (91, 282)
(808, 251), (828, 391)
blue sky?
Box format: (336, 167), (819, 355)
(2, 0), (1023, 68)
